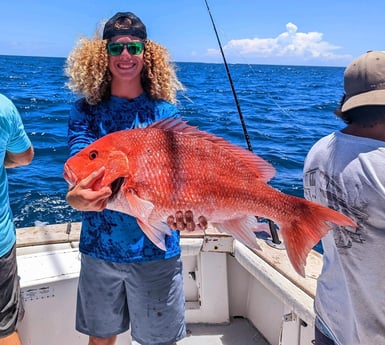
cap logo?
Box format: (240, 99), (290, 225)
(115, 18), (132, 30)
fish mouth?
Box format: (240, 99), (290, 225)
(109, 177), (125, 201)
(63, 163), (125, 198)
(63, 163), (78, 187)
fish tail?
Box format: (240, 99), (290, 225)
(279, 198), (356, 277)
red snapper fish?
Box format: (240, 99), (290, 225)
(63, 117), (356, 276)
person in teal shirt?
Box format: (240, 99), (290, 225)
(0, 93), (34, 345)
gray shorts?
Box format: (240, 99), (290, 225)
(0, 245), (23, 337)
(76, 254), (186, 345)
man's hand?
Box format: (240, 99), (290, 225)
(167, 210), (208, 231)
(66, 167), (112, 212)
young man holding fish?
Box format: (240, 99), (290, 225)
(65, 12), (189, 345)
(304, 51), (385, 345)
(0, 93), (34, 345)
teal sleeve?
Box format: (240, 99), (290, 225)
(0, 94), (32, 153)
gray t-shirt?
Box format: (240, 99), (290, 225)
(304, 131), (385, 345)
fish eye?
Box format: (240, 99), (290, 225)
(89, 150), (98, 160)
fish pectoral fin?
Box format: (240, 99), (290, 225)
(107, 191), (134, 216)
(211, 216), (262, 250)
(111, 189), (173, 251)
(136, 219), (171, 251)
(125, 192), (173, 250)
(148, 215), (172, 236)
(124, 190), (155, 221)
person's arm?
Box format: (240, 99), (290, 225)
(2, 95), (34, 168)
(65, 100), (112, 212)
(4, 146), (34, 168)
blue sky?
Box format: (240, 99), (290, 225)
(1, 0), (384, 67)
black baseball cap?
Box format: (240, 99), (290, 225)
(103, 12), (147, 40)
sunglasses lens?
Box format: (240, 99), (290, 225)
(127, 42), (144, 55)
(107, 43), (123, 56)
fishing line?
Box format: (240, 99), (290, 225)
(204, 0), (282, 247)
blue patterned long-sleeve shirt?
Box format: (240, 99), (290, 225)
(68, 93), (181, 262)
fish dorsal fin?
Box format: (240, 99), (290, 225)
(150, 117), (275, 182)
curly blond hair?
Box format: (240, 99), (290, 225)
(65, 34), (184, 105)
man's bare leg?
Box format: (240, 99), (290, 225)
(88, 335), (117, 345)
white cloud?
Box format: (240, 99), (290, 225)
(206, 22), (351, 65)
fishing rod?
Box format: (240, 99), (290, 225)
(204, 0), (282, 247)
(204, 0), (252, 152)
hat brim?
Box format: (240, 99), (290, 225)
(342, 89), (385, 112)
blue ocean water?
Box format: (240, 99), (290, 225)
(0, 55), (345, 245)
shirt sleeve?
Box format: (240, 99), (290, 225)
(0, 95), (32, 154)
(67, 99), (97, 157)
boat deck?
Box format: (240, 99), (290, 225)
(134, 318), (270, 345)
(183, 318), (270, 345)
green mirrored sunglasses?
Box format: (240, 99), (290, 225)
(107, 41), (144, 56)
